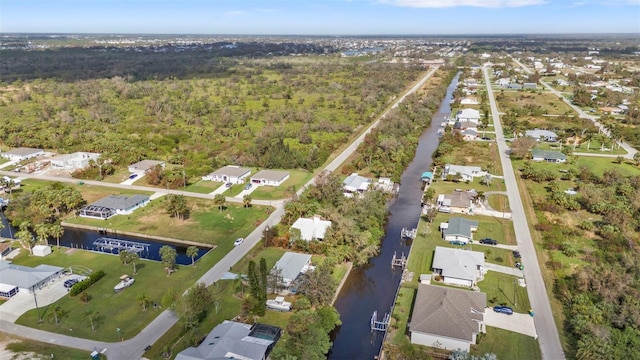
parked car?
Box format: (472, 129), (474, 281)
(493, 305), (514, 315)
(512, 250), (521, 259)
(225, 182), (232, 187)
(244, 183), (252, 190)
(449, 240), (465, 246)
(233, 238), (244, 246)
(64, 279), (79, 289)
(479, 238), (498, 245)
(128, 173), (138, 180)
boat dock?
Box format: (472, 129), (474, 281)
(93, 237), (149, 255)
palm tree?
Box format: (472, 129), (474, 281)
(49, 223), (64, 248)
(214, 194), (226, 212)
(16, 221), (34, 255)
(186, 246), (198, 267)
(34, 223), (50, 245)
(242, 194), (252, 208)
(137, 293), (151, 311)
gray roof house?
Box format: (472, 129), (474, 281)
(272, 252), (313, 288)
(175, 321), (280, 360)
(202, 165), (251, 184)
(250, 170), (290, 187)
(343, 173), (372, 196)
(0, 147), (45, 161)
(442, 164), (484, 182)
(0, 261), (64, 295)
(79, 194), (150, 219)
(436, 190), (476, 214)
(525, 129), (558, 142)
(441, 217), (479, 243)
(291, 215), (332, 241)
(410, 284), (486, 352)
(432, 246), (485, 287)
(455, 109), (480, 123)
(531, 149), (567, 163)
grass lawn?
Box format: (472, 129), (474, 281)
(64, 197), (269, 246)
(16, 179), (153, 205)
(536, 141), (627, 155)
(478, 271), (531, 313)
(472, 326), (541, 360)
(249, 169), (314, 200)
(498, 89), (573, 115)
(1, 333), (106, 360)
(13, 243), (234, 342)
(487, 193), (510, 212)
(184, 180), (222, 194)
(100, 168), (132, 184)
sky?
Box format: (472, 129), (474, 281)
(1, 0), (639, 35)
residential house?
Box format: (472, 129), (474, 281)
(506, 83), (523, 90)
(531, 149), (567, 163)
(50, 152), (100, 171)
(409, 284), (486, 351)
(525, 129), (558, 142)
(523, 83), (537, 89)
(291, 215), (332, 241)
(453, 121), (478, 132)
(455, 109), (480, 124)
(79, 194), (150, 220)
(432, 246), (485, 287)
(436, 190), (476, 214)
(250, 170), (289, 187)
(271, 252), (313, 288)
(0, 147), (44, 162)
(343, 173), (372, 197)
(442, 164), (484, 182)
(461, 129), (478, 141)
(440, 217), (478, 243)
(202, 165), (251, 184)
(175, 321), (280, 360)
(0, 260), (64, 296)
(128, 160), (165, 174)
(496, 78), (510, 87)
(460, 96), (479, 105)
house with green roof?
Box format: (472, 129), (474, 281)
(439, 217), (479, 243)
(531, 149), (567, 163)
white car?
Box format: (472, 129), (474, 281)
(234, 238), (244, 246)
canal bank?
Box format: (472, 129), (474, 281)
(328, 71), (460, 360)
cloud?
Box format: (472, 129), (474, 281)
(224, 10), (246, 17)
(385, 0), (547, 8)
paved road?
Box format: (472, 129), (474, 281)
(510, 57), (637, 160)
(0, 66), (442, 359)
(483, 66), (565, 360)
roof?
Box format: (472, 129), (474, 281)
(2, 147), (43, 157)
(0, 261), (63, 290)
(252, 170), (289, 182)
(432, 246), (485, 282)
(444, 164), (482, 177)
(525, 129), (557, 140)
(444, 217), (479, 238)
(291, 216), (332, 241)
(273, 252), (312, 282)
(175, 321), (277, 360)
(531, 149), (567, 161)
(210, 165), (251, 178)
(91, 194), (150, 211)
(456, 108), (480, 119)
(50, 152), (100, 162)
(343, 173), (372, 192)
(410, 284), (486, 342)
(421, 172), (434, 179)
(129, 160), (165, 171)
(442, 191), (475, 209)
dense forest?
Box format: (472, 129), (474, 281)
(0, 55), (422, 176)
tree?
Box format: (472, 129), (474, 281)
(295, 262), (337, 306)
(275, 307), (341, 360)
(173, 283), (212, 329)
(267, 267), (284, 294)
(48, 305), (67, 325)
(84, 310), (102, 332)
(137, 293), (151, 311)
(15, 221), (34, 255)
(634, 152), (640, 166)
(159, 245), (177, 276)
(49, 223), (64, 248)
(165, 194), (190, 220)
(186, 245), (198, 266)
(509, 136), (537, 159)
(242, 194), (252, 208)
(34, 223), (50, 245)
(214, 194), (226, 212)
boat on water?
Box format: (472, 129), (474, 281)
(114, 274), (135, 292)
(266, 296), (291, 312)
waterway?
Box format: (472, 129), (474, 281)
(328, 71), (460, 360)
(0, 213), (208, 265)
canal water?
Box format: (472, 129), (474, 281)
(328, 72), (460, 360)
(0, 213), (208, 265)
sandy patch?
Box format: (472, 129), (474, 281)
(0, 336), (47, 360)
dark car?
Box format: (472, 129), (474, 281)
(225, 182), (232, 187)
(449, 240), (466, 246)
(244, 183), (252, 190)
(513, 250), (521, 259)
(129, 173), (138, 180)
(479, 238), (498, 245)
(64, 279), (79, 289)
(493, 305), (514, 315)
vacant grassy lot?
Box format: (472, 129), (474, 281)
(435, 142), (504, 184)
(479, 271), (530, 313)
(498, 90), (573, 116)
(536, 141), (627, 155)
(472, 326), (541, 360)
(64, 197), (269, 246)
(1, 333), (106, 360)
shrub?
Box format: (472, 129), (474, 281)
(69, 270), (106, 297)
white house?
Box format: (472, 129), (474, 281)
(271, 252), (313, 288)
(432, 246), (485, 287)
(525, 129), (558, 142)
(455, 109), (480, 124)
(202, 165), (251, 184)
(250, 170), (290, 187)
(460, 97), (479, 105)
(291, 215), (332, 241)
(0, 260), (64, 296)
(0, 147), (44, 161)
(79, 194), (150, 220)
(343, 173), (372, 196)
(50, 152), (100, 171)
(128, 160), (165, 173)
(440, 217), (478, 243)
(442, 164), (484, 182)
(410, 284), (486, 352)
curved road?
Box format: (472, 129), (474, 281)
(0, 66), (441, 359)
(510, 57), (637, 159)
(484, 67), (565, 360)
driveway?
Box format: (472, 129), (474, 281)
(484, 262), (523, 277)
(235, 184), (259, 199)
(119, 172), (145, 185)
(208, 183), (229, 196)
(484, 308), (537, 338)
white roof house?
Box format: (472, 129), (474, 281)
(272, 252), (313, 288)
(291, 215), (332, 241)
(0, 260), (64, 294)
(343, 173), (372, 196)
(525, 129), (558, 142)
(50, 152), (100, 171)
(432, 246), (485, 287)
(250, 170), (290, 187)
(0, 147), (45, 161)
(442, 164), (484, 182)
(455, 109), (480, 124)
(128, 160), (165, 173)
(202, 165), (251, 184)
(410, 284), (486, 352)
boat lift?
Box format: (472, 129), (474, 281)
(370, 310), (390, 333)
(391, 251), (407, 269)
(93, 237), (148, 256)
(401, 227), (416, 239)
